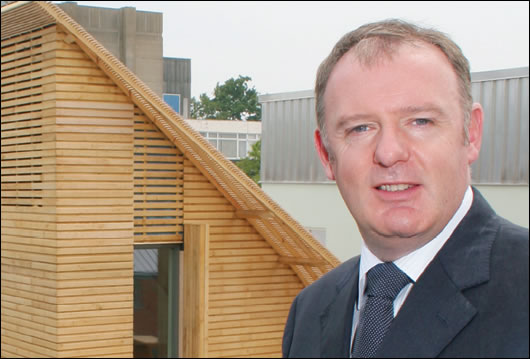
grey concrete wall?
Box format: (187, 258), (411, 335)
(59, 2), (163, 95)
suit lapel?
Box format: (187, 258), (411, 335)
(377, 256), (478, 357)
(378, 188), (496, 357)
(320, 257), (360, 358)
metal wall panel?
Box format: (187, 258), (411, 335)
(470, 68), (529, 184)
(260, 90), (328, 183)
(164, 57), (191, 116)
(260, 67), (529, 185)
(164, 57), (191, 97)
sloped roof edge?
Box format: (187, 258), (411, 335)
(4, 1), (340, 283)
(1, 1), (30, 13)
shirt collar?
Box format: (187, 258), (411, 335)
(358, 186), (474, 301)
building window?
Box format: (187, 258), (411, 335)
(219, 139), (237, 158)
(133, 245), (181, 358)
(238, 141), (247, 159)
(199, 131), (260, 160)
(163, 93), (181, 114)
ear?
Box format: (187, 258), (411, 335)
(466, 103), (483, 164)
(314, 129), (336, 180)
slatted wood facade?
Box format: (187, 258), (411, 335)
(133, 107), (184, 244)
(2, 17), (135, 357)
(183, 161), (303, 357)
(2, 2), (339, 358)
(2, 22), (59, 358)
(51, 39), (135, 357)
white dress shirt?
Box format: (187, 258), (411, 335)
(350, 186), (474, 349)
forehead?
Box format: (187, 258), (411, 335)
(323, 42), (461, 119)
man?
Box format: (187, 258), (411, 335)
(282, 19), (529, 358)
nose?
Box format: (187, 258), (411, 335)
(374, 126), (410, 167)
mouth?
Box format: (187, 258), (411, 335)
(376, 184), (417, 192)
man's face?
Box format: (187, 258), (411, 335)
(315, 42), (483, 260)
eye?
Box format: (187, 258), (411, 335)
(349, 124), (370, 133)
(412, 118), (433, 126)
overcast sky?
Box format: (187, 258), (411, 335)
(64, 1), (528, 99)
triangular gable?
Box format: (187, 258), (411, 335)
(2, 1), (339, 287)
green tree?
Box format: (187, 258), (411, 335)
(190, 75), (261, 121)
(236, 140), (261, 184)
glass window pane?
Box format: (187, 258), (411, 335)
(163, 94), (180, 114)
(239, 141), (247, 158)
(134, 246), (179, 358)
(219, 139), (237, 158)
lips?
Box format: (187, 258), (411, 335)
(377, 184), (416, 192)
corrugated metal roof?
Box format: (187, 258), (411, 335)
(260, 67), (529, 185)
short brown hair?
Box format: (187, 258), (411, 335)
(315, 19), (472, 149)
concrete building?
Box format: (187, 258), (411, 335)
(58, 1), (191, 116)
(259, 67), (529, 262)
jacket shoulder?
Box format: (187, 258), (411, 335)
(491, 216), (529, 270)
(283, 256), (359, 357)
(296, 256), (359, 303)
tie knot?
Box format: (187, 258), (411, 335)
(365, 262), (411, 300)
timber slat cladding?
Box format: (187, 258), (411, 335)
(2, 23), (135, 358)
(52, 25), (134, 358)
(183, 160), (303, 357)
(133, 108), (184, 243)
(0, 2), (55, 40)
(1, 23), (60, 358)
(4, 2), (339, 358)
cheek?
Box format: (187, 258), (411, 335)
(333, 153), (368, 189)
(421, 143), (470, 185)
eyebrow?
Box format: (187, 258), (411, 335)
(391, 104), (446, 117)
(336, 104), (445, 122)
(334, 114), (377, 131)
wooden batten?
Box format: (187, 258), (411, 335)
(235, 210), (274, 220)
(278, 256), (330, 266)
(182, 224), (209, 358)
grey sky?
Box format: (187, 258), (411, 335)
(66, 1), (529, 99)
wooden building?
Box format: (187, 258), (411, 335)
(1, 2), (339, 357)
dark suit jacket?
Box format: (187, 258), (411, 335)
(283, 188), (529, 358)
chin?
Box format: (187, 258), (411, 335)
(384, 228), (421, 239)
(381, 218), (426, 239)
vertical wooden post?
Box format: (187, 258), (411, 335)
(181, 223), (209, 357)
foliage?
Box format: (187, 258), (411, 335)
(236, 140), (261, 184)
(190, 75), (261, 121)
